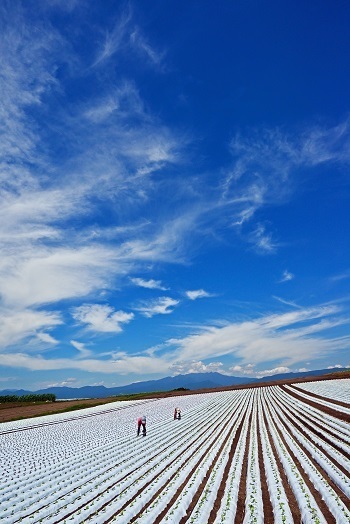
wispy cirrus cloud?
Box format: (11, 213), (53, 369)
(0, 351), (170, 375)
(36, 332), (59, 345)
(0, 308), (62, 349)
(167, 304), (349, 367)
(92, 5), (133, 66)
(2, 302), (348, 378)
(219, 120), (350, 251)
(273, 296), (302, 309)
(129, 27), (166, 67)
(83, 81), (146, 123)
(329, 271), (350, 283)
(135, 297), (179, 317)
(227, 120), (350, 189)
(72, 304), (134, 333)
(0, 2), (187, 353)
(248, 224), (277, 254)
(131, 277), (168, 290)
(185, 289), (212, 300)
(70, 340), (93, 359)
(0, 8), (62, 190)
(1, 2), (349, 385)
(0, 246), (120, 308)
(93, 4), (165, 69)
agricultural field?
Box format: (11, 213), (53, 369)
(0, 379), (349, 523)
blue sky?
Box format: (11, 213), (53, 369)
(1, 0), (350, 390)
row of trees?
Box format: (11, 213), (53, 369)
(0, 394), (56, 403)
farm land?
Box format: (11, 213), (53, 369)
(0, 373), (349, 523)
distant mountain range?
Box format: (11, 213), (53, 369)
(0, 368), (344, 399)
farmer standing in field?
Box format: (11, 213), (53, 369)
(137, 415), (147, 436)
(174, 407), (181, 420)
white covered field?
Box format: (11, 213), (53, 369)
(1, 379), (349, 523)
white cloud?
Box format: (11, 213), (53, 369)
(249, 224), (277, 254)
(93, 6), (133, 66)
(119, 128), (179, 165)
(0, 308), (62, 349)
(93, 7), (165, 69)
(0, 211), (191, 348)
(0, 246), (120, 308)
(70, 340), (93, 358)
(1, 302), (349, 378)
(228, 120), (350, 187)
(0, 8), (64, 185)
(255, 366), (291, 378)
(329, 271), (350, 283)
(279, 270), (294, 283)
(45, 377), (79, 388)
(327, 364), (344, 369)
(185, 289), (211, 300)
(83, 82), (146, 123)
(136, 297), (179, 317)
(260, 306), (338, 330)
(273, 296), (301, 309)
(169, 360), (224, 375)
(220, 120), (350, 251)
(1, 4), (350, 380)
(229, 364), (256, 376)
(167, 305), (348, 368)
(0, 3), (186, 352)
(72, 304), (134, 333)
(229, 364), (293, 378)
(118, 211), (200, 265)
(36, 332), (59, 345)
(129, 27), (165, 67)
(0, 352), (170, 375)
(131, 277), (168, 290)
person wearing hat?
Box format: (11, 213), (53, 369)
(137, 415), (147, 436)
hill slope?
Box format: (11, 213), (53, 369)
(0, 368), (346, 399)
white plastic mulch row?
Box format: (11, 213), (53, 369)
(242, 394), (263, 524)
(212, 393), (254, 524)
(0, 398), (157, 433)
(80, 390), (246, 523)
(264, 387), (350, 523)
(284, 382), (350, 414)
(0, 380), (349, 524)
(274, 387), (350, 467)
(256, 394), (294, 523)
(273, 386), (350, 449)
(0, 394), (213, 518)
(294, 378), (350, 403)
(262, 389), (329, 524)
(162, 390), (253, 524)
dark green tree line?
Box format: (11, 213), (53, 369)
(0, 394), (56, 402)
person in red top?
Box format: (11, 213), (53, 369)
(137, 415), (146, 436)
